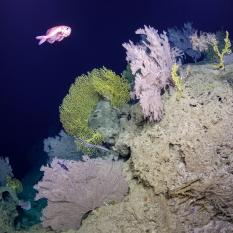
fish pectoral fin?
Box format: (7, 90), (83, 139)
(58, 36), (64, 41)
(47, 38), (56, 44)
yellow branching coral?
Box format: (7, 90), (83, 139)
(90, 67), (130, 108)
(171, 64), (184, 100)
(59, 74), (102, 145)
(212, 31), (232, 70)
(59, 68), (130, 148)
(191, 30), (232, 70)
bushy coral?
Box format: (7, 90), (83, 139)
(123, 25), (182, 121)
(34, 157), (128, 231)
(59, 74), (102, 145)
(60, 68), (130, 147)
(212, 31), (231, 69)
(191, 30), (232, 69)
(90, 67), (130, 107)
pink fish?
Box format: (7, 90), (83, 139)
(36, 25), (71, 45)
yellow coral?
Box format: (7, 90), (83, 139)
(5, 176), (23, 193)
(59, 67), (130, 149)
(90, 67), (130, 108)
(59, 74), (102, 145)
(212, 31), (232, 70)
(171, 64), (184, 100)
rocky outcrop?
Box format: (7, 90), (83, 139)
(74, 63), (233, 233)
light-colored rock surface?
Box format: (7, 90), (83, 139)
(73, 63), (233, 233)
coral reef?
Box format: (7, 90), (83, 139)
(69, 62), (233, 233)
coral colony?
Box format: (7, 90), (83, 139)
(1, 22), (233, 232)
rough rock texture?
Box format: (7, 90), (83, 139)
(72, 63), (233, 233)
(76, 168), (164, 233)
(116, 63), (233, 193)
(89, 100), (121, 146)
(193, 220), (233, 233)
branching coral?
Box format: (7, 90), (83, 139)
(191, 30), (232, 69)
(90, 67), (130, 108)
(123, 25), (182, 121)
(60, 68), (130, 147)
(59, 73), (102, 145)
(171, 64), (184, 100)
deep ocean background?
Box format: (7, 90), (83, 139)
(0, 0), (233, 178)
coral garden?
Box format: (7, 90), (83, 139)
(1, 23), (233, 233)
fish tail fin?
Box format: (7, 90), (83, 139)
(35, 36), (47, 45)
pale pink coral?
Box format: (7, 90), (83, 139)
(123, 25), (182, 121)
(34, 157), (128, 231)
(190, 31), (217, 52)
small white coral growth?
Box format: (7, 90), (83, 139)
(190, 31), (217, 52)
(34, 157), (128, 231)
(0, 157), (13, 186)
(123, 25), (182, 121)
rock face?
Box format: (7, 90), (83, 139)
(75, 63), (233, 233)
(116, 64), (233, 194)
(89, 101), (121, 146)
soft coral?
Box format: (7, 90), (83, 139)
(123, 25), (182, 121)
